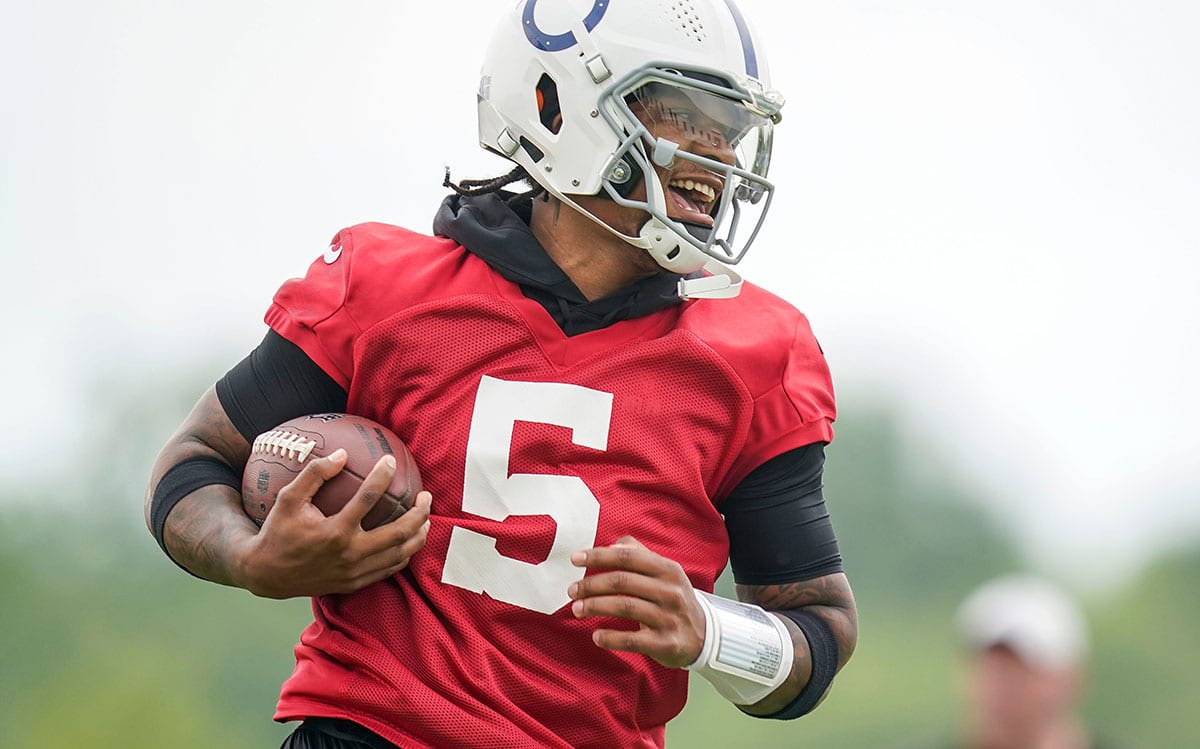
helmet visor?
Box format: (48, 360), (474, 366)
(628, 80), (766, 154)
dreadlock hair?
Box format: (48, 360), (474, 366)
(443, 164), (548, 207)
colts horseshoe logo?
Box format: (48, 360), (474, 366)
(522, 0), (611, 52)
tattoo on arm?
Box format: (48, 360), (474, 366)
(735, 572), (858, 714)
(146, 387), (257, 586)
(738, 573), (858, 669)
(163, 483), (253, 585)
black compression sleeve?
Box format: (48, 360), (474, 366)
(216, 330), (348, 443)
(723, 443), (843, 586)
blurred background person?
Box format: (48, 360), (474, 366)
(951, 574), (1119, 749)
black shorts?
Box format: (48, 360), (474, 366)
(281, 719), (400, 749)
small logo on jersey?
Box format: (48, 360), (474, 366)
(323, 244), (343, 264)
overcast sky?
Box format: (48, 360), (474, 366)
(2, 1), (1197, 590)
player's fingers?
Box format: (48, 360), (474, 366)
(571, 593), (669, 628)
(358, 516), (430, 567)
(336, 454), (397, 528)
(590, 626), (697, 666)
(588, 626), (669, 656)
(374, 490), (432, 539)
(568, 569), (666, 604)
(346, 557), (412, 591)
(340, 519), (432, 591)
(571, 540), (676, 577)
(358, 491), (432, 554)
(392, 520), (430, 559)
(359, 551), (424, 588)
(354, 536), (425, 580)
(333, 561), (407, 595)
(275, 449), (347, 508)
(408, 490), (433, 516)
(353, 565), (408, 591)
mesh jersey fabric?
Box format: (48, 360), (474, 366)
(264, 222), (836, 748)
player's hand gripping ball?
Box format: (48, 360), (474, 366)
(242, 414), (422, 530)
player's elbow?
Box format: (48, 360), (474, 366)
(834, 597), (859, 670)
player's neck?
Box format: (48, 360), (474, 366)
(531, 197), (659, 302)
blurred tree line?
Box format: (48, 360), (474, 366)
(0, 369), (1195, 747)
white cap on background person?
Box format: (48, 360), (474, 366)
(956, 574), (1090, 670)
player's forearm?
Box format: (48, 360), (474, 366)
(158, 484), (258, 586)
(145, 386), (256, 587)
(735, 573), (858, 716)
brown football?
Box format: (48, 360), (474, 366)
(241, 413), (422, 530)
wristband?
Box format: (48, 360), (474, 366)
(150, 456), (241, 569)
(764, 608), (841, 720)
(685, 590), (794, 706)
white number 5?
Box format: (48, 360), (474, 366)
(441, 376), (613, 614)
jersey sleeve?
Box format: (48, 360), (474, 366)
(263, 228), (361, 388)
(717, 311), (836, 499)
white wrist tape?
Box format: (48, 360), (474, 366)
(685, 589), (794, 706)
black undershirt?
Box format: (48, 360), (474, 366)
(217, 330), (842, 585)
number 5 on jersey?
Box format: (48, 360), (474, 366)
(441, 376), (613, 614)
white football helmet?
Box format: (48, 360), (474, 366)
(477, 0), (784, 299)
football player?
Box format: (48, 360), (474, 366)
(146, 1), (858, 747)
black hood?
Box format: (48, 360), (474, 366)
(433, 192), (684, 336)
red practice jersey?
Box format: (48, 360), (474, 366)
(265, 222), (835, 748)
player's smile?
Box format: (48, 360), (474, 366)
(665, 169), (724, 227)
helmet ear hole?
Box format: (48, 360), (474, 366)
(536, 74), (563, 134)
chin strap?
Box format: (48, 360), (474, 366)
(637, 217), (745, 301)
(678, 259), (744, 300)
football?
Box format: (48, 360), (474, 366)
(242, 413), (422, 529)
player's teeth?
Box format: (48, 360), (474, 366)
(669, 179), (715, 203)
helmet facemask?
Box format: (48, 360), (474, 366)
(587, 66), (782, 275)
